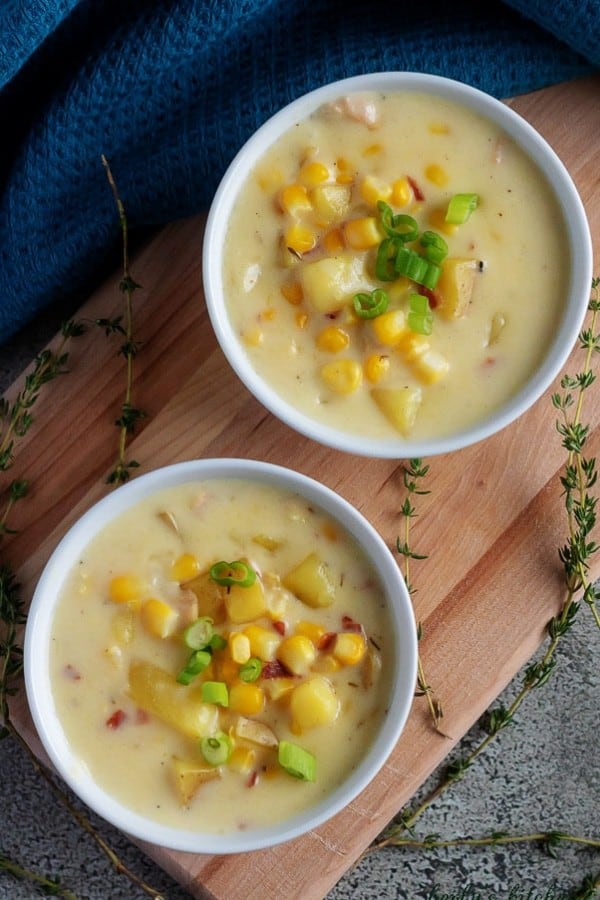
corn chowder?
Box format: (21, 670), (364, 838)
(49, 479), (393, 832)
(222, 91), (568, 440)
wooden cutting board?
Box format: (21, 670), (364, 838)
(3, 74), (599, 900)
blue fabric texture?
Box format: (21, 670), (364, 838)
(0, 0), (598, 344)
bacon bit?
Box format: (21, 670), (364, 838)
(416, 286), (439, 309)
(261, 659), (290, 679)
(63, 664), (81, 681)
(407, 175), (425, 201)
(342, 615), (363, 633)
(106, 709), (127, 730)
(135, 708), (150, 725)
(483, 356), (496, 367)
(272, 620), (286, 636)
(317, 631), (337, 651)
(247, 770), (259, 788)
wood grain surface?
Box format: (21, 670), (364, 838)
(3, 74), (599, 899)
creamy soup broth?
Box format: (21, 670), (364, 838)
(50, 480), (394, 832)
(223, 91), (568, 440)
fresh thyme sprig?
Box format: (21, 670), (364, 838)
(0, 849), (77, 899)
(396, 458), (445, 733)
(101, 155), (146, 485)
(367, 278), (600, 885)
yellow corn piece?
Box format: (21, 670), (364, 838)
(359, 175), (392, 206)
(332, 631), (367, 666)
(343, 216), (382, 250)
(429, 206), (458, 237)
(364, 352), (390, 384)
(229, 682), (265, 716)
(277, 634), (317, 675)
(279, 183), (312, 217)
(321, 520), (338, 541)
(285, 223), (316, 255)
(259, 308), (277, 322)
(298, 161), (329, 186)
(412, 348), (451, 384)
(362, 143), (383, 156)
(295, 620), (326, 644)
(335, 157), (355, 184)
(140, 598), (179, 639)
(171, 553), (200, 583)
(316, 325), (350, 353)
(280, 281), (303, 305)
(295, 311), (309, 329)
(244, 623), (281, 661)
(320, 359), (362, 394)
(424, 163), (449, 187)
(390, 177), (412, 207)
(229, 631), (251, 664)
(228, 746), (256, 775)
(109, 574), (142, 605)
(322, 227), (345, 254)
(428, 121), (450, 134)
(371, 309), (408, 346)
(242, 325), (264, 346)
(216, 653), (239, 685)
(397, 332), (430, 361)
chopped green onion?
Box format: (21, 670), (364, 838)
(394, 246), (429, 283)
(183, 617), (214, 650)
(377, 201), (419, 243)
(375, 237), (400, 281)
(200, 731), (232, 766)
(209, 633), (228, 652)
(421, 260), (441, 290)
(239, 657), (263, 682)
(278, 740), (316, 782)
(445, 192), (479, 225)
(408, 293), (433, 335)
(176, 649), (212, 685)
(420, 230), (448, 265)
(353, 288), (389, 320)
(201, 680), (229, 706)
(209, 560), (256, 588)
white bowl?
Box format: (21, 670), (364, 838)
(25, 458), (417, 853)
(203, 71), (593, 458)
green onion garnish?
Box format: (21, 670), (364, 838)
(200, 732), (232, 766)
(377, 201), (419, 243)
(408, 293), (433, 335)
(353, 288), (389, 320)
(201, 680), (229, 706)
(445, 192), (479, 225)
(209, 633), (228, 652)
(209, 560), (256, 588)
(278, 740), (317, 782)
(239, 657), (263, 682)
(420, 230), (448, 265)
(183, 616), (214, 650)
(176, 648), (212, 685)
(375, 237), (400, 281)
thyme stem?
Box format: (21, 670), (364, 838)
(368, 830), (600, 853)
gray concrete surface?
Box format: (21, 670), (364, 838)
(1, 311), (598, 900)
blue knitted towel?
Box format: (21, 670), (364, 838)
(0, 0), (598, 344)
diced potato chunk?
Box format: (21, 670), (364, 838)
(412, 349), (451, 385)
(290, 675), (340, 731)
(182, 571), (226, 624)
(436, 258), (479, 318)
(171, 756), (220, 805)
(371, 386), (423, 436)
(244, 623), (281, 661)
(299, 254), (370, 314)
(128, 661), (218, 739)
(233, 716), (278, 747)
(282, 553), (336, 608)
(310, 183), (351, 223)
(277, 634), (317, 675)
(224, 579), (267, 623)
(140, 598), (179, 639)
(262, 676), (296, 701)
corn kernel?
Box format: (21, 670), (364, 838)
(322, 228), (345, 254)
(228, 746), (256, 774)
(412, 348), (451, 384)
(295, 620), (327, 644)
(364, 352), (391, 383)
(332, 631), (367, 666)
(343, 216), (383, 250)
(359, 175), (392, 206)
(428, 121), (450, 134)
(321, 520), (338, 541)
(140, 598), (179, 639)
(372, 309), (408, 346)
(316, 325), (350, 353)
(424, 163), (449, 187)
(216, 654), (239, 685)
(362, 143), (383, 156)
(285, 223), (316, 254)
(242, 326), (264, 346)
(170, 553), (200, 583)
(229, 682), (265, 716)
(295, 311), (309, 329)
(259, 308), (277, 321)
(280, 281), (303, 305)
(429, 206), (458, 236)
(279, 183), (312, 216)
(109, 575), (142, 605)
(298, 161), (329, 186)
(391, 177), (412, 207)
(244, 623), (281, 661)
(229, 631), (251, 664)
(277, 634), (317, 675)
(320, 359), (363, 394)
(335, 157), (355, 184)
(398, 332), (430, 361)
